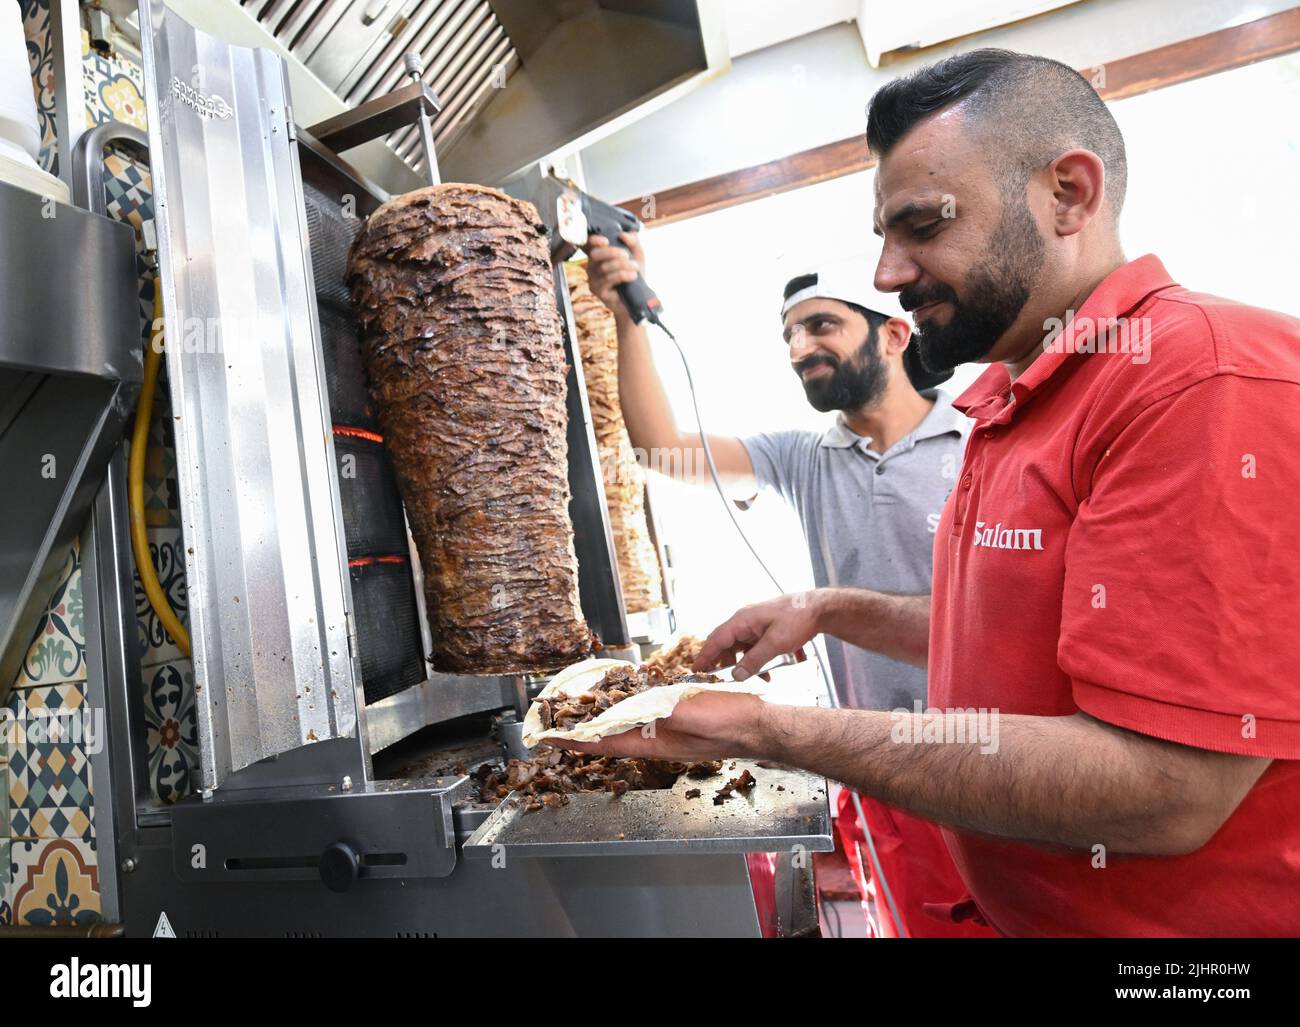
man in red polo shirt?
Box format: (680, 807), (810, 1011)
(564, 49), (1300, 936)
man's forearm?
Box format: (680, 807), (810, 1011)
(753, 704), (1266, 856)
(615, 313), (685, 458)
(613, 313), (755, 488)
(813, 588), (930, 668)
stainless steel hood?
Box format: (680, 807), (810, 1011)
(239, 0), (729, 186)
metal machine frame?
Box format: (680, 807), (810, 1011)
(0, 180), (140, 706)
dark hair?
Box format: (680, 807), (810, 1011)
(866, 48), (1126, 213)
(782, 273), (889, 329)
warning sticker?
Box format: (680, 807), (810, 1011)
(153, 911), (176, 939)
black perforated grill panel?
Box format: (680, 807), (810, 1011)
(304, 180), (425, 706)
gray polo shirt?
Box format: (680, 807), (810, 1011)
(741, 391), (968, 711)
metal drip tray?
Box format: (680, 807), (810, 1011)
(464, 761), (833, 859)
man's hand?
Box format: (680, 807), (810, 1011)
(558, 691), (769, 763)
(700, 587), (931, 671)
(583, 231), (645, 320)
(694, 592), (823, 681)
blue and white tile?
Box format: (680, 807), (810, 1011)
(20, 0), (58, 176)
(142, 660), (199, 805)
(6, 836), (100, 928)
(6, 682), (95, 842)
(10, 540), (85, 690)
(134, 525), (189, 668)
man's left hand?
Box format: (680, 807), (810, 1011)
(558, 690), (770, 763)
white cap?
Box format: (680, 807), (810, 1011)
(780, 255), (905, 322)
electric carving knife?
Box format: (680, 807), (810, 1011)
(544, 174), (667, 329)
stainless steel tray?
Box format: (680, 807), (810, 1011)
(463, 759), (832, 859)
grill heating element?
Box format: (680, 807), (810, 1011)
(303, 177), (426, 705)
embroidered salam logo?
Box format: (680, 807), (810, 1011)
(170, 77), (232, 120)
(971, 520), (1044, 551)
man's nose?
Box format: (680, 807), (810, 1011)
(874, 237), (919, 295)
(788, 329), (818, 361)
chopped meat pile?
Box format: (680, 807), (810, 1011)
(473, 663), (737, 812)
(642, 635), (705, 678)
(475, 752), (724, 813)
(532, 662), (718, 734)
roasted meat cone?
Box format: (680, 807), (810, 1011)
(347, 184), (593, 674)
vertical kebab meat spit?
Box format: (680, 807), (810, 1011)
(564, 262), (664, 614)
(347, 184), (593, 674)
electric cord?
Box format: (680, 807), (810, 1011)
(651, 315), (909, 939)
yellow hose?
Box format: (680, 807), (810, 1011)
(129, 281), (191, 657)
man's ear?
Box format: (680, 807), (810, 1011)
(880, 317), (912, 358)
(1048, 148), (1106, 237)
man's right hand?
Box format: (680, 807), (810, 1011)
(694, 592), (824, 681)
(696, 588), (932, 676)
(583, 231), (646, 320)
(578, 230), (759, 492)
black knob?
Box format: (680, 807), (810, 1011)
(320, 841), (360, 893)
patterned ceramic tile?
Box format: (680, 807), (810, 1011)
(142, 660), (199, 804)
(7, 837), (100, 927)
(7, 682), (95, 842)
(20, 0), (58, 176)
(134, 525), (189, 667)
(103, 147), (151, 227)
(104, 149), (158, 316)
(9, 539), (86, 690)
(81, 29), (146, 131)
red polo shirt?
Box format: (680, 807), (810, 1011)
(929, 255), (1300, 937)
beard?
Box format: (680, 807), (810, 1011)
(901, 194), (1045, 373)
(794, 327), (889, 413)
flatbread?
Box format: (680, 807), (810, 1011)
(522, 658), (779, 747)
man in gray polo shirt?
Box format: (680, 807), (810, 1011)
(584, 233), (987, 937)
(583, 236), (966, 709)
(742, 366), (964, 712)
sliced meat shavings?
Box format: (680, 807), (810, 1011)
(479, 664), (737, 812)
(476, 750), (703, 811)
(713, 769), (757, 805)
(531, 662), (719, 734)
(643, 635), (705, 677)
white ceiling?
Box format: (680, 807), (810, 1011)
(721, 0), (859, 58)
